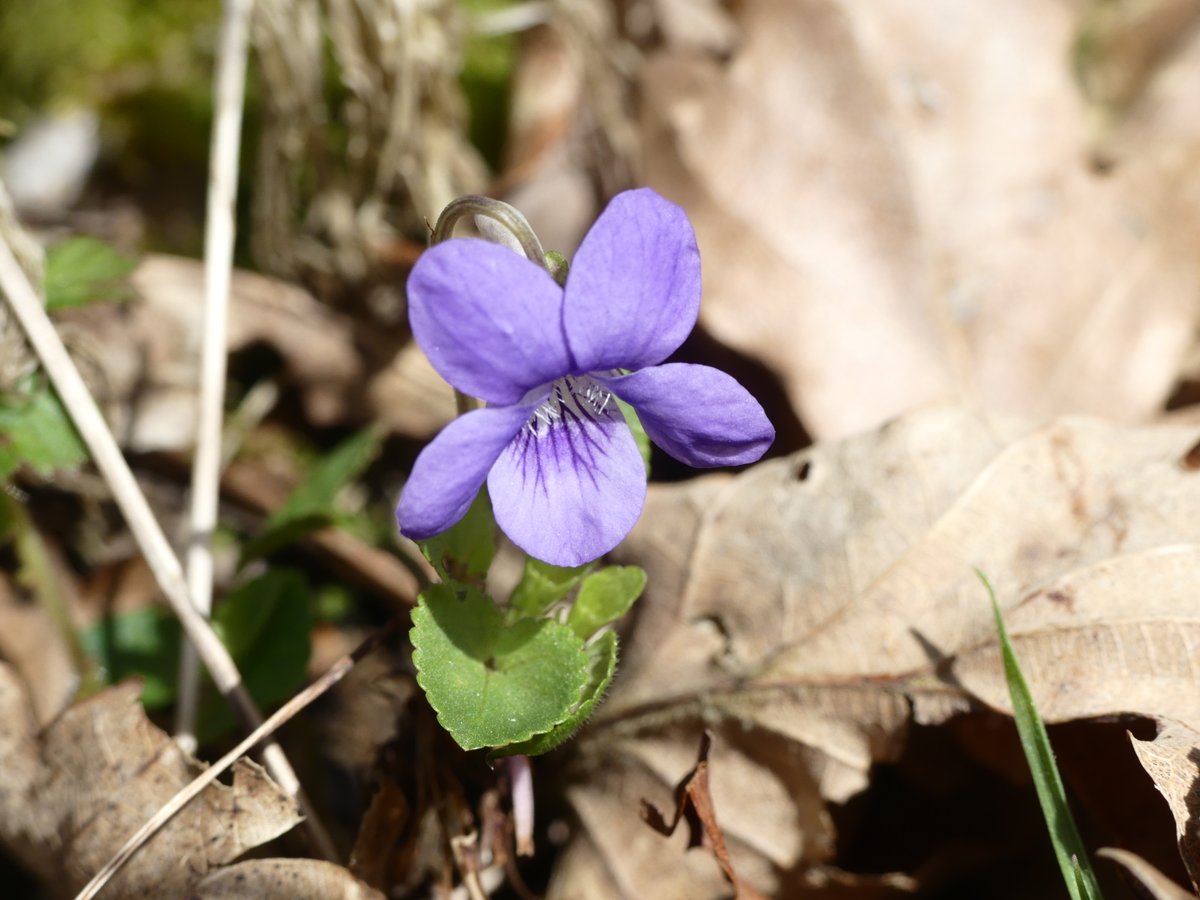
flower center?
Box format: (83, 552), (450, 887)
(525, 375), (615, 436)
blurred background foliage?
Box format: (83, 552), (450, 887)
(0, 0), (515, 265)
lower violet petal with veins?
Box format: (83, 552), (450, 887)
(488, 375), (647, 567)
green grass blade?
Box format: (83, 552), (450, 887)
(977, 570), (1104, 900)
(1072, 854), (1096, 899)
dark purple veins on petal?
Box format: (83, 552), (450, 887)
(488, 375), (646, 567)
(514, 376), (616, 494)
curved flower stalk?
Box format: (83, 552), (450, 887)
(397, 188), (774, 566)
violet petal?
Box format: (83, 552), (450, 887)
(396, 403), (536, 540)
(488, 394), (646, 566)
(408, 239), (573, 404)
(563, 189), (701, 372)
(597, 364), (774, 467)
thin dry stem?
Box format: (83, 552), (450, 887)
(0, 234), (336, 858)
(450, 831), (490, 900)
(74, 615), (404, 900)
(171, 1), (339, 861)
(176, 0), (255, 756)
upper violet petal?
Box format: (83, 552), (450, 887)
(597, 364), (774, 467)
(396, 403), (536, 540)
(408, 239), (572, 404)
(488, 392), (646, 566)
(563, 189), (701, 373)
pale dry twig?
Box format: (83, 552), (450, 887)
(0, 233), (336, 858)
(176, 0), (254, 756)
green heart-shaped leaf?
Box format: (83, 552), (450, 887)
(490, 629), (619, 760)
(412, 582), (588, 750)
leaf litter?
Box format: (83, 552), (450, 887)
(54, 253), (457, 455)
(640, 730), (769, 900)
(545, 407), (1200, 897)
(1129, 721), (1200, 892)
(641, 0), (1200, 440)
(6, 0), (1200, 897)
(0, 660), (302, 898)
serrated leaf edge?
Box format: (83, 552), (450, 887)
(489, 631), (619, 760)
(410, 594), (590, 751)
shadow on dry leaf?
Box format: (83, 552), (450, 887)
(1131, 721), (1200, 893)
(543, 405), (1200, 897)
(641, 0), (1200, 440)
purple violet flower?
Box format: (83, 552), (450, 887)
(396, 188), (774, 566)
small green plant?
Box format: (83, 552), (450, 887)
(80, 427), (378, 739)
(396, 189), (774, 755)
(0, 237), (133, 482)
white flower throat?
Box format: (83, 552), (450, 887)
(526, 375), (615, 436)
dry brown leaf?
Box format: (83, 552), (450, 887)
(0, 593), (75, 723)
(640, 730), (767, 900)
(364, 341), (458, 440)
(55, 254), (455, 450)
(641, 0), (951, 441)
(0, 662), (301, 897)
(640, 0), (1200, 439)
(191, 858), (385, 899)
(0, 570), (78, 726)
(63, 253), (359, 449)
(1100, 847), (1199, 900)
(497, 23), (597, 255)
(349, 777), (411, 890)
(548, 406), (1200, 897)
(496, 2), (633, 255)
(1131, 721), (1200, 892)
(950, 551), (1200, 727)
